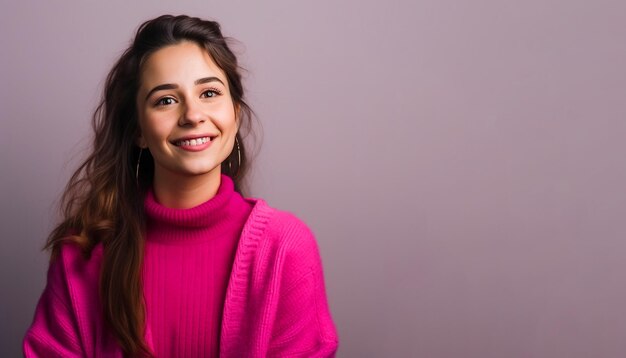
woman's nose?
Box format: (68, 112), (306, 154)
(179, 99), (206, 126)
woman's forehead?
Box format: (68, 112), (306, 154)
(139, 41), (227, 89)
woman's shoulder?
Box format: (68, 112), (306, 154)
(242, 198), (323, 271)
(51, 240), (104, 290)
(245, 197), (317, 244)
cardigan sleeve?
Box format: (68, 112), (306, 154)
(267, 213), (339, 357)
(23, 252), (84, 357)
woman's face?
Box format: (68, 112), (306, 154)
(136, 41), (238, 183)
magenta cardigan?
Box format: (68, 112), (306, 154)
(23, 196), (339, 357)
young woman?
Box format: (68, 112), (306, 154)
(23, 14), (339, 357)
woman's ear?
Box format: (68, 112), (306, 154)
(136, 135), (147, 149)
(234, 103), (241, 128)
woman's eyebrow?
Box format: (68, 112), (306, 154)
(195, 76), (224, 86)
(145, 83), (177, 100)
(144, 76), (225, 100)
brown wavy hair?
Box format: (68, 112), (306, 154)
(44, 14), (259, 357)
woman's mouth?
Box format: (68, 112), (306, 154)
(171, 136), (215, 152)
(174, 136), (213, 147)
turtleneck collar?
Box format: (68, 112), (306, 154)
(143, 174), (253, 243)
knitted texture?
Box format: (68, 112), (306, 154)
(23, 175), (339, 357)
(141, 174), (254, 357)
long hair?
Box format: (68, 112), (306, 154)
(44, 14), (258, 357)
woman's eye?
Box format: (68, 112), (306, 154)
(156, 97), (175, 106)
(201, 89), (221, 98)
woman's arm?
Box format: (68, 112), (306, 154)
(268, 216), (339, 357)
(268, 265), (339, 357)
(23, 254), (84, 357)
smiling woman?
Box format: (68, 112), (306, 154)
(22, 14), (339, 358)
(136, 41), (239, 209)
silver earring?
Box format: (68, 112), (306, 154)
(228, 136), (241, 173)
(136, 148), (143, 185)
(236, 136), (241, 168)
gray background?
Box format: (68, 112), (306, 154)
(2, 1), (626, 357)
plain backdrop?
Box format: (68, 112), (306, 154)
(2, 1), (625, 357)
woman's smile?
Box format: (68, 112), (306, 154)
(135, 41), (238, 180)
(172, 135), (216, 151)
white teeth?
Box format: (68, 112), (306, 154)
(176, 137), (212, 146)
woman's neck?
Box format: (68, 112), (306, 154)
(151, 167), (222, 209)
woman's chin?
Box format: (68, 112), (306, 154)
(179, 165), (220, 178)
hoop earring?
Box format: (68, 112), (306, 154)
(228, 136), (241, 174)
(236, 136), (241, 169)
(136, 148), (143, 186)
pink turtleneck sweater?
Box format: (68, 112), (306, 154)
(23, 174), (339, 357)
(142, 174), (253, 357)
